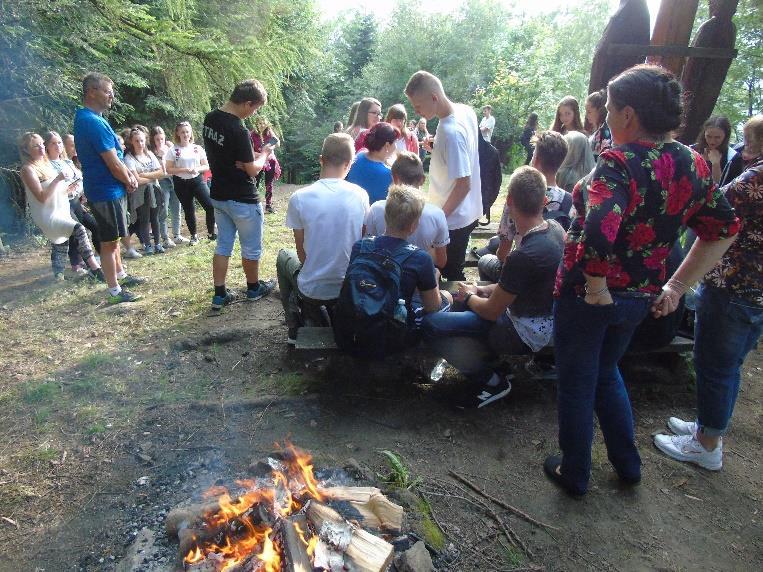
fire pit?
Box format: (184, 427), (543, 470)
(165, 443), (406, 571)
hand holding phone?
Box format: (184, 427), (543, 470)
(265, 136), (280, 148)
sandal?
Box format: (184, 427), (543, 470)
(543, 455), (585, 498)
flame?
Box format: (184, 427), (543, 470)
(182, 441), (324, 570)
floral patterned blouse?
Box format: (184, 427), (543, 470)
(704, 156), (763, 306)
(556, 141), (740, 297)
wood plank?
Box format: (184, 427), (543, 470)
(607, 44), (737, 59)
(295, 326), (338, 350)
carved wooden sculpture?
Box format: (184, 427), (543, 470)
(680, 0), (739, 143)
(588, 0), (651, 94)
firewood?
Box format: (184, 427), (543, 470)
(166, 500), (221, 538)
(319, 486), (404, 533)
(307, 501), (394, 572)
(282, 516), (312, 572)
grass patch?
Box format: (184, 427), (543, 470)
(377, 450), (421, 490)
(501, 543), (525, 568)
(22, 381), (58, 404)
(416, 497), (445, 550)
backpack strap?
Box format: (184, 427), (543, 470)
(560, 192), (573, 215)
(359, 236), (377, 254)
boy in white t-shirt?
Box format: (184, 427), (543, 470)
(405, 71), (482, 280)
(363, 151), (449, 268)
(277, 133), (370, 344)
(480, 105), (496, 142)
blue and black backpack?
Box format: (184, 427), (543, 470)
(332, 237), (418, 358)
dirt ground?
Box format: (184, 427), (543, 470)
(0, 185), (761, 571)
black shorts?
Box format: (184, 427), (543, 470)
(89, 196), (128, 242)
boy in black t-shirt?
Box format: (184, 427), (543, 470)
(202, 79), (276, 311)
(422, 166), (565, 409)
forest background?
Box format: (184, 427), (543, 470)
(0, 0), (760, 187)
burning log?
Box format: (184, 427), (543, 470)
(320, 486), (404, 533)
(167, 500), (222, 538)
(307, 501), (394, 572)
(281, 516), (312, 572)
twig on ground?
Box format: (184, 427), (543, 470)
(449, 470), (560, 532)
(728, 448), (758, 465)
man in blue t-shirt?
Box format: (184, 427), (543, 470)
(73, 72), (143, 303)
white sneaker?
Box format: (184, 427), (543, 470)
(163, 238), (176, 248)
(667, 416), (697, 436)
(653, 433), (722, 471)
(174, 235), (188, 244)
(124, 247), (143, 259)
(189, 235), (199, 245)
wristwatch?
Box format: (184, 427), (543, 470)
(463, 292), (473, 307)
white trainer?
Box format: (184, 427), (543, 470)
(124, 247), (143, 259)
(163, 238), (177, 248)
(667, 416), (697, 436)
(653, 433), (722, 471)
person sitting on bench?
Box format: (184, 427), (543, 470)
(277, 133), (369, 345)
(421, 166), (565, 409)
(363, 151), (449, 269)
(333, 185), (449, 357)
(478, 131), (571, 282)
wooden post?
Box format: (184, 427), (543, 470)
(647, 0), (699, 76)
(680, 0), (739, 144)
(588, 0), (651, 94)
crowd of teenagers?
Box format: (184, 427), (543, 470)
(19, 64), (762, 497)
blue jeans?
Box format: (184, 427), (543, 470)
(554, 293), (651, 495)
(211, 199), (264, 260)
(158, 178), (181, 240)
(694, 284), (763, 437)
(421, 310), (530, 383)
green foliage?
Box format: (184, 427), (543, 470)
(712, 0), (763, 135)
(377, 449), (421, 490)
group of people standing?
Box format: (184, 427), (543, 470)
(17, 62), (762, 499)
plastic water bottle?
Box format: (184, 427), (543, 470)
(430, 358), (448, 382)
(393, 299), (407, 324)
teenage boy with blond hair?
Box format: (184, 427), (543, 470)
(405, 71), (481, 280)
(363, 151), (449, 268)
(277, 133), (369, 344)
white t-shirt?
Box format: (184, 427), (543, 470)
(480, 114), (496, 142)
(364, 201), (450, 251)
(164, 144), (207, 179)
(286, 178), (370, 300)
(429, 103), (482, 230)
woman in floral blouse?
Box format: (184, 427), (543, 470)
(654, 114), (763, 472)
(545, 65), (739, 497)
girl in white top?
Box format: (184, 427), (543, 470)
(124, 127), (165, 254)
(44, 130), (101, 275)
(164, 122), (215, 244)
(149, 125), (184, 245)
(19, 133), (103, 280)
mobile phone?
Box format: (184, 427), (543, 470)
(265, 136), (279, 147)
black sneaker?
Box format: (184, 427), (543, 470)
(456, 375), (513, 409)
(208, 233), (217, 241)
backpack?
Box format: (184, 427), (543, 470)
(332, 237), (418, 358)
(543, 191), (573, 231)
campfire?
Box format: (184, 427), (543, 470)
(166, 442), (404, 572)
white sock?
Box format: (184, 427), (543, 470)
(109, 285), (122, 297)
(117, 270), (127, 279)
(485, 372), (501, 387)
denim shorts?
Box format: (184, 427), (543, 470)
(211, 199), (263, 259)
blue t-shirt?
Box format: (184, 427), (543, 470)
(73, 107), (125, 202)
(349, 236), (437, 304)
(346, 153), (392, 204)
